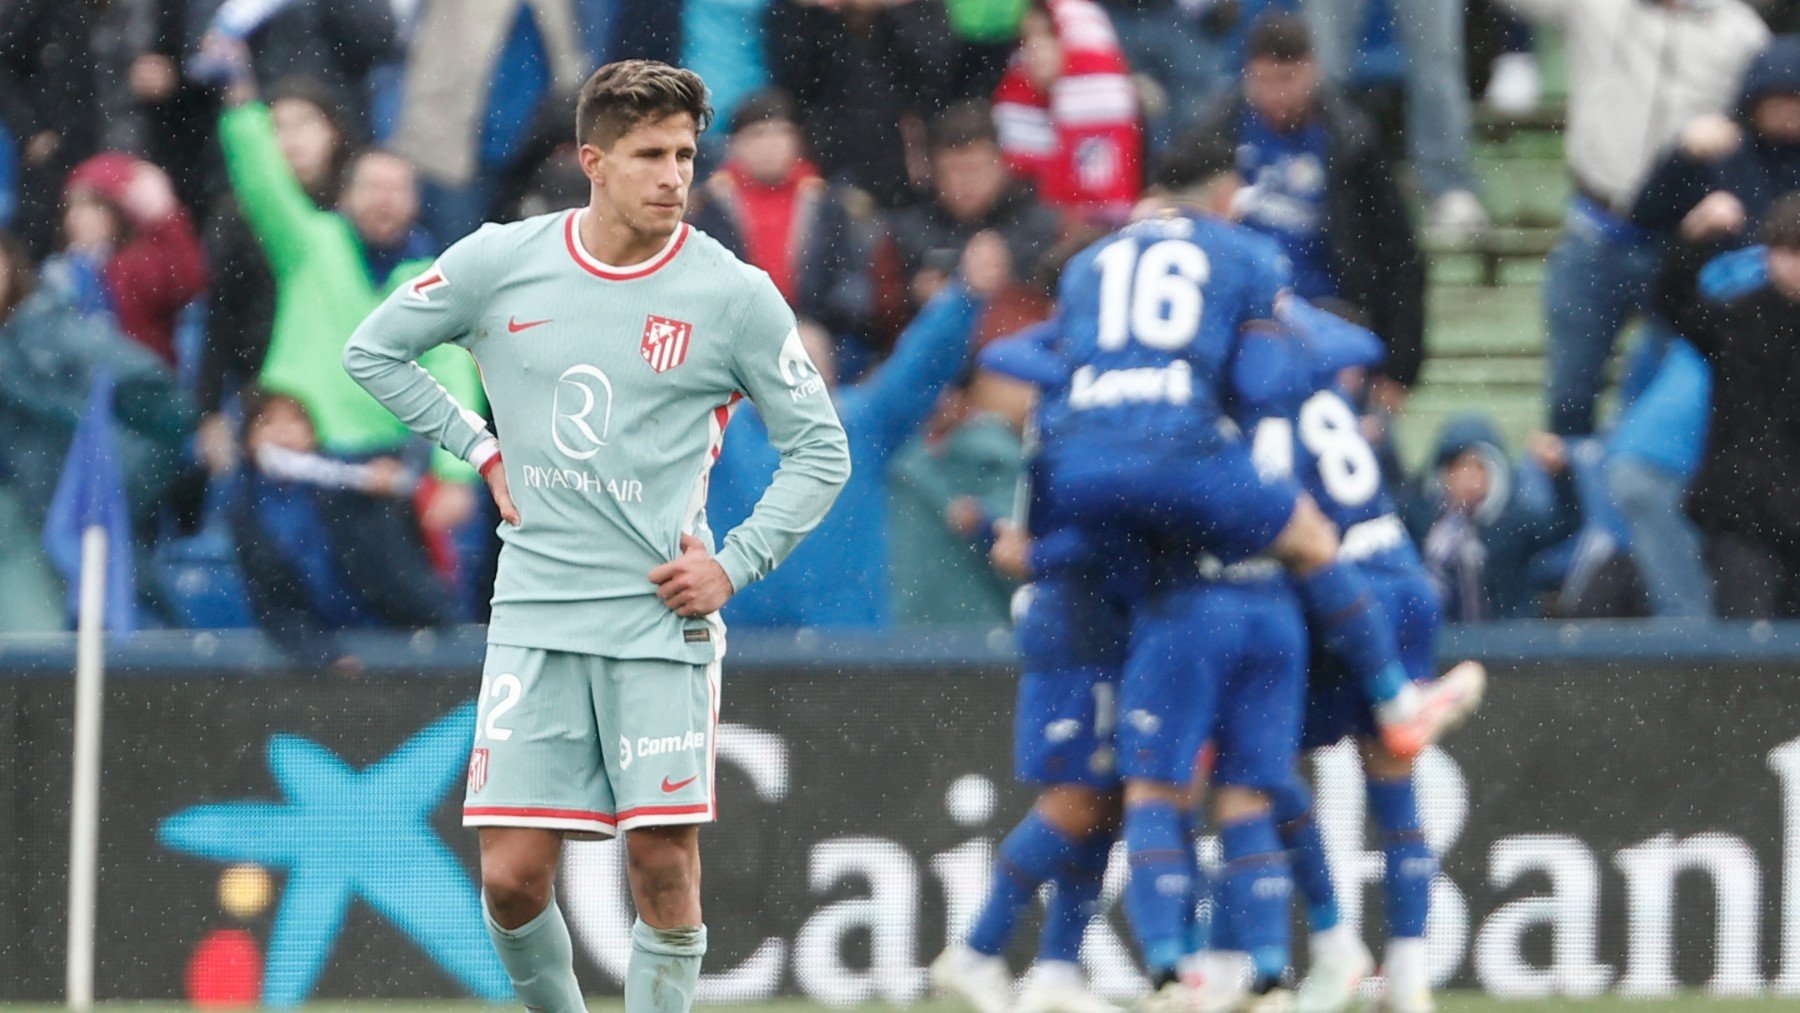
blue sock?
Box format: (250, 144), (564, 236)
(1295, 563), (1407, 707)
(1180, 810), (1211, 956)
(967, 810), (1080, 956)
(1270, 775), (1340, 933)
(1218, 814), (1293, 987)
(1038, 831), (1112, 964)
(1368, 776), (1433, 939)
(1123, 801), (1193, 978)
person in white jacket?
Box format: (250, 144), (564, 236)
(1497, 0), (1768, 437)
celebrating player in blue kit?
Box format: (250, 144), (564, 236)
(1198, 301), (1485, 1013)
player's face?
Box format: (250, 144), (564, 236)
(341, 153), (420, 249)
(1767, 245), (1800, 302)
(1245, 56), (1320, 132)
(585, 113), (698, 240)
(271, 97), (340, 189)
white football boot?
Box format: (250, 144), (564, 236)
(931, 944), (1015, 1013)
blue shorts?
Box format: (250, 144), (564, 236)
(1013, 575), (1130, 788)
(1301, 560), (1444, 751)
(1038, 441), (1299, 566)
(1118, 576), (1306, 789)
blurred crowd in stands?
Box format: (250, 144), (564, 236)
(7, 0), (1800, 660)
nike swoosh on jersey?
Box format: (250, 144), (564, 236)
(661, 775), (698, 793)
(507, 317), (552, 333)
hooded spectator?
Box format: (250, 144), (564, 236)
(992, 0), (1143, 222)
(1182, 15), (1426, 387)
(1401, 415), (1580, 621)
(1634, 37), (1800, 244)
(689, 89), (877, 368)
(44, 152), (208, 368)
(1662, 195), (1800, 617)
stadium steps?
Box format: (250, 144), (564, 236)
(1393, 280), (1549, 470)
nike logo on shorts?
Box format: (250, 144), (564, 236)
(507, 316), (552, 333)
(661, 774), (698, 793)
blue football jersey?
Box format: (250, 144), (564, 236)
(1264, 386), (1415, 567)
(1037, 208), (1292, 455)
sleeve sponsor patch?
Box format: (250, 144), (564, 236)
(407, 265), (449, 303)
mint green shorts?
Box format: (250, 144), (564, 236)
(461, 645), (719, 838)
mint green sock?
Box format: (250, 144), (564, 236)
(625, 919), (707, 1013)
(484, 893), (587, 1013)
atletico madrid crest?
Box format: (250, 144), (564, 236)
(641, 314), (694, 373)
(467, 748), (489, 793)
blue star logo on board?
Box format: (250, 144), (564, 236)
(158, 704), (509, 1006)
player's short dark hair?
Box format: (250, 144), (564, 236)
(576, 60), (713, 149)
(1762, 191), (1800, 249)
(1152, 132), (1239, 194)
(930, 102), (1000, 154)
(729, 88), (798, 135)
(1245, 13), (1314, 63)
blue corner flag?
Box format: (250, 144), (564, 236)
(42, 370), (137, 633)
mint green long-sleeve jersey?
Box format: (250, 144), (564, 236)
(344, 210), (851, 663)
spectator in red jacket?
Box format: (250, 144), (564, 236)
(992, 0), (1143, 223)
(46, 152), (207, 367)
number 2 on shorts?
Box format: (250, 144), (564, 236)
(481, 672), (523, 741)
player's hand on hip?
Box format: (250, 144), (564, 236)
(650, 534), (734, 617)
(481, 455), (521, 526)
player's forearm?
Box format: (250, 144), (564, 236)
(715, 427), (852, 591)
(342, 334), (495, 466)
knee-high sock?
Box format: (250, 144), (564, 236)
(967, 810), (1081, 955)
(1123, 800), (1192, 978)
(625, 919), (707, 1013)
(1038, 830), (1112, 965)
(1294, 563), (1407, 708)
(484, 893), (588, 1013)
(1270, 775), (1340, 933)
(1217, 814), (1293, 987)
(1368, 776), (1433, 938)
